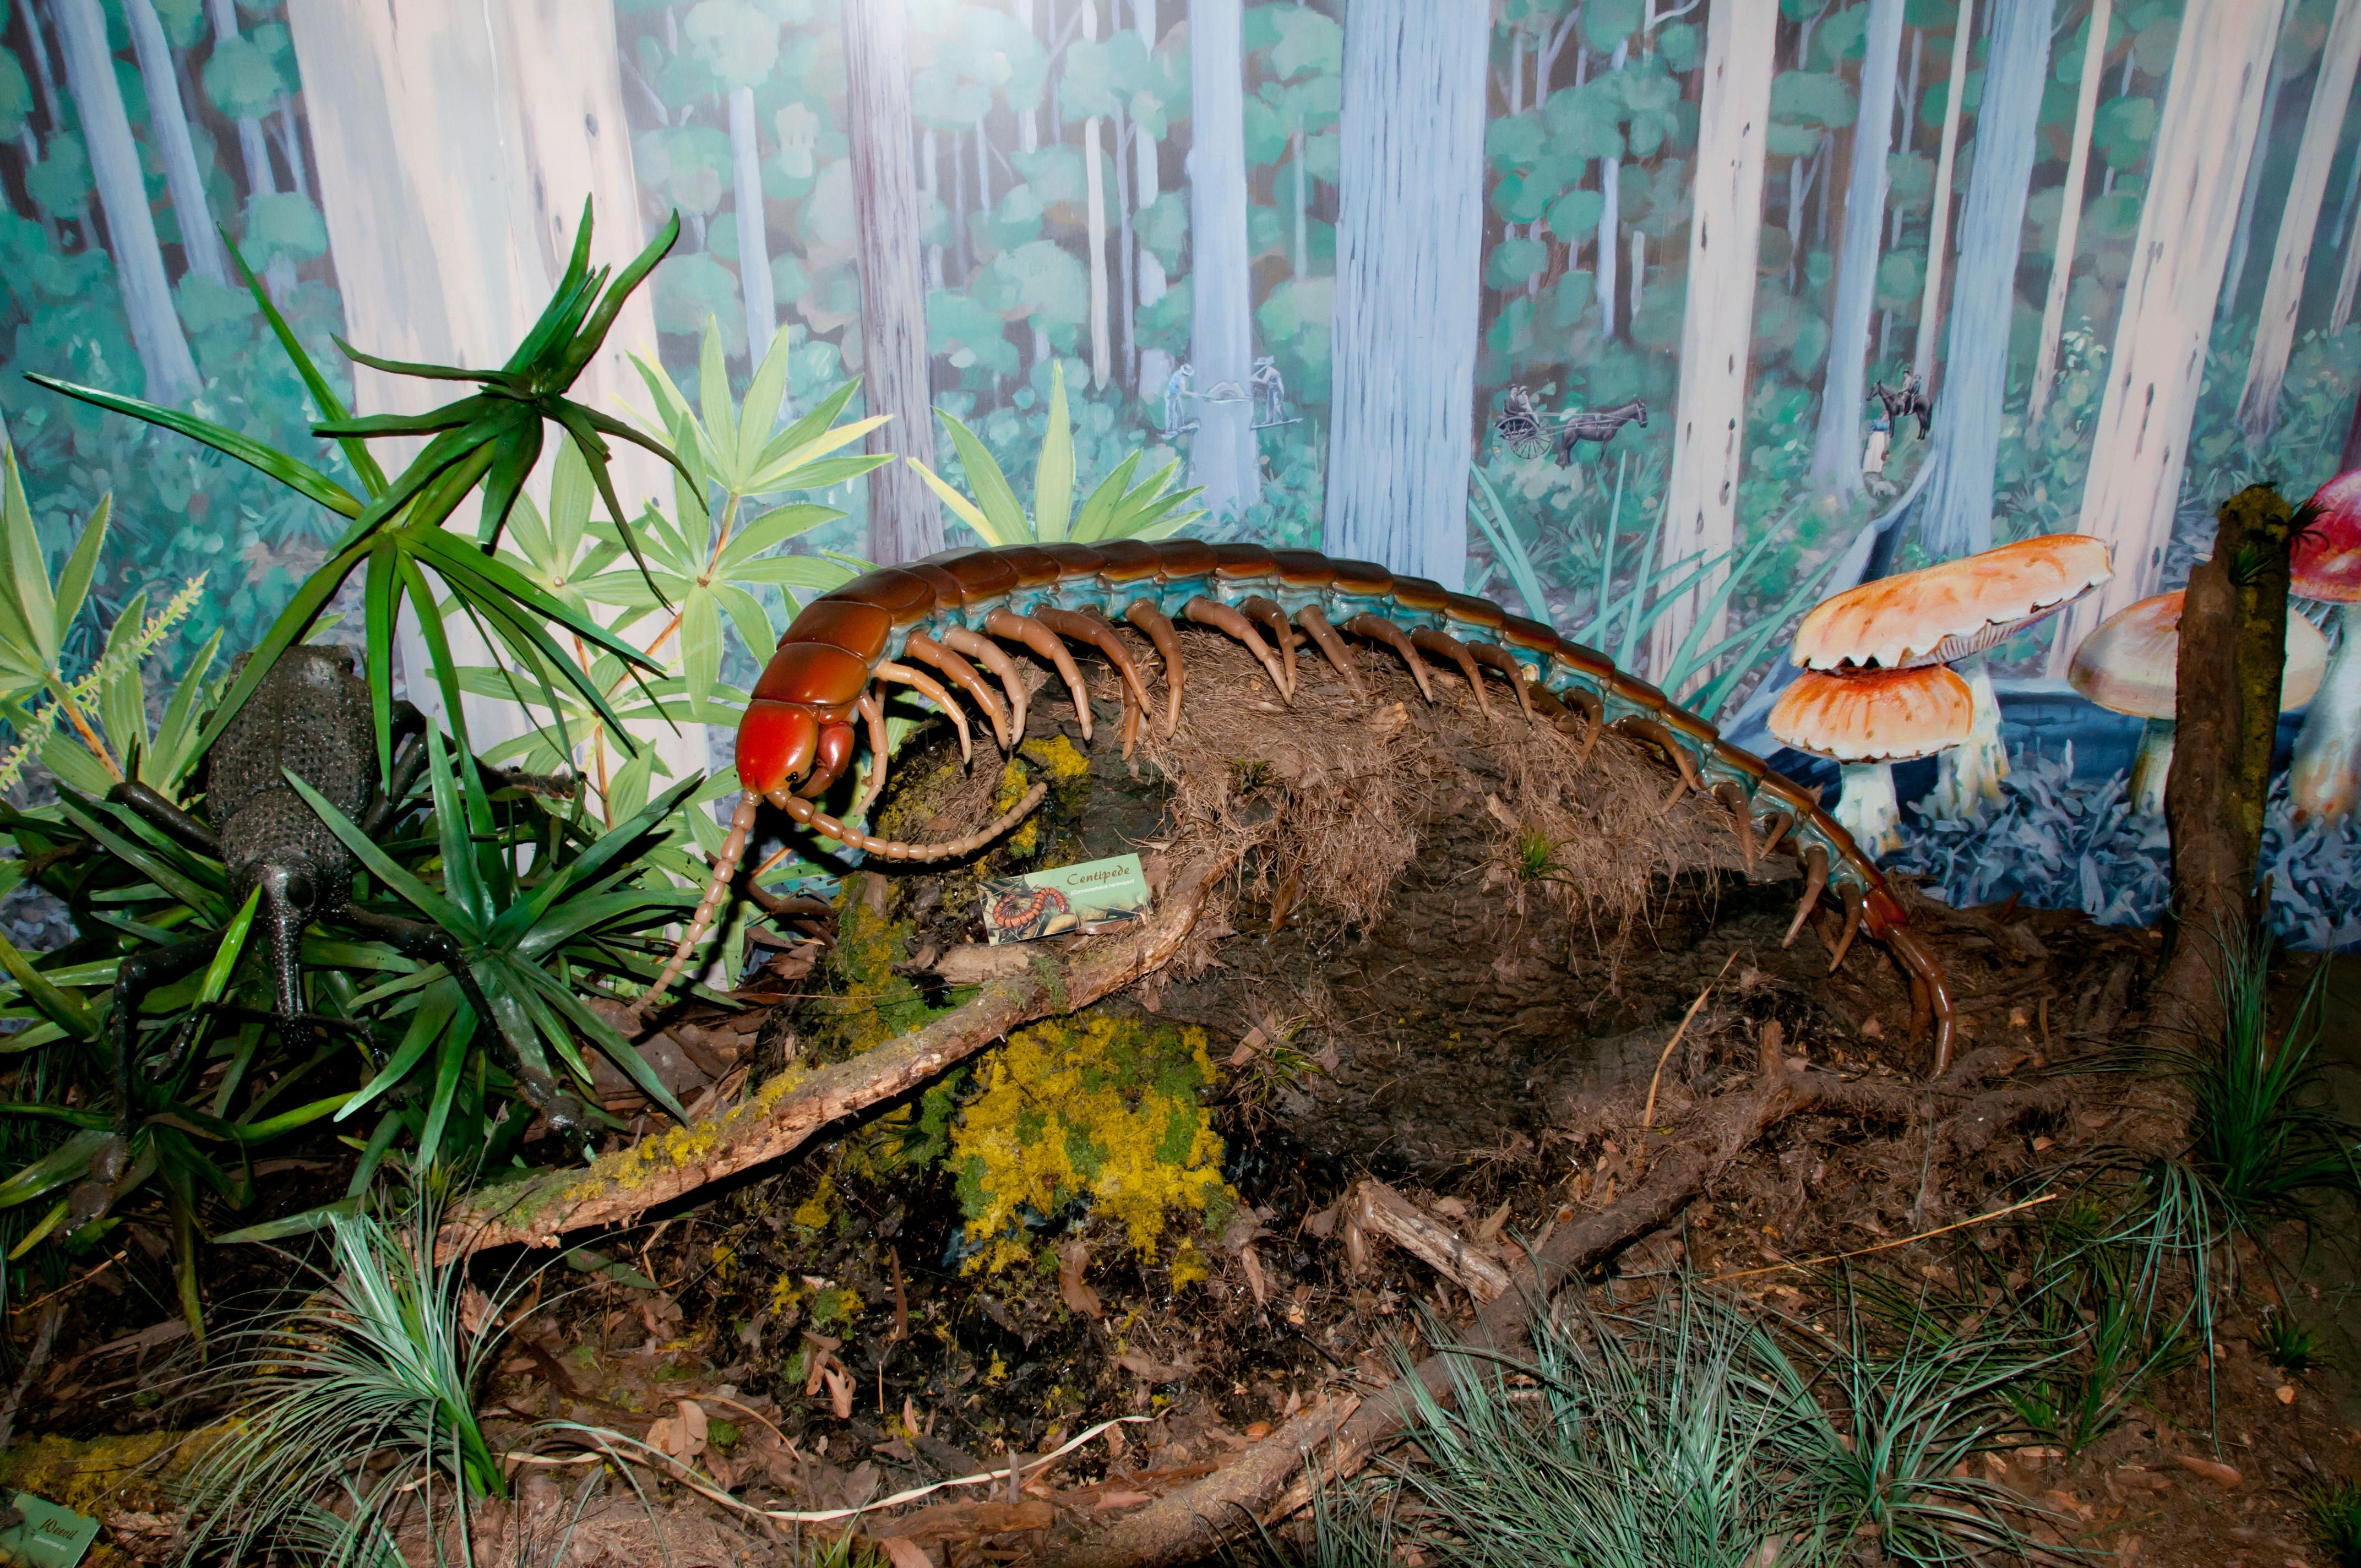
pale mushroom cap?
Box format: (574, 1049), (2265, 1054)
(2066, 589), (2330, 719)
(1768, 666), (1976, 763)
(1793, 534), (2114, 669)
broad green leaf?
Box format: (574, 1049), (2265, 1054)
(1035, 362), (1075, 543)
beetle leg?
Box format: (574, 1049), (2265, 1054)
(1465, 641), (1535, 722)
(854, 690), (891, 816)
(986, 608), (1095, 742)
(1783, 845), (1829, 948)
(905, 633), (1011, 750)
(877, 660), (971, 761)
(1409, 627), (1493, 720)
(1239, 596), (1298, 699)
(1182, 596), (1289, 700)
(1344, 614), (1436, 702)
(943, 625), (1031, 741)
(1294, 605), (1366, 702)
(1034, 606), (1154, 756)
(1711, 783), (1757, 871)
(1123, 601), (1185, 734)
(1829, 882), (1865, 973)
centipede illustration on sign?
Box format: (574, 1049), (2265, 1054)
(637, 540), (1957, 1070)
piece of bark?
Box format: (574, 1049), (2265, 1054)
(2153, 483), (2299, 1044)
(437, 846), (1241, 1258)
(1347, 1182), (1512, 1303)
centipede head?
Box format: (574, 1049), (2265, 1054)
(741, 639), (873, 805)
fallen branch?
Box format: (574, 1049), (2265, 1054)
(439, 847), (1239, 1259)
(1043, 1044), (2066, 1568)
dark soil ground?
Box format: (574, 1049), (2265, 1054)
(1, 629), (2357, 1568)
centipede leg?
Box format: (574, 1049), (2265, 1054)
(1783, 846), (1829, 948)
(877, 660), (971, 761)
(986, 609), (1095, 742)
(1035, 605), (1154, 758)
(1294, 606), (1366, 703)
(1827, 882), (1864, 973)
(1711, 783), (1756, 871)
(1344, 614), (1435, 702)
(1123, 601), (1184, 734)
(1758, 810), (1796, 859)
(1239, 596), (1298, 699)
(943, 625), (1031, 742)
(1885, 925), (1957, 1073)
(1466, 642), (1535, 722)
(1410, 628), (1493, 720)
(906, 633), (1011, 750)
(1559, 689), (1606, 766)
(854, 691), (890, 816)
(1182, 596), (1290, 700)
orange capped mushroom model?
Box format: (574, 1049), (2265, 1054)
(1769, 667), (1976, 854)
(2075, 589), (2330, 817)
(1791, 534), (2111, 820)
(2290, 469), (2361, 824)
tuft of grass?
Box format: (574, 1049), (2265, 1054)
(2308, 1479), (2361, 1568)
(2178, 922), (2361, 1239)
(1268, 1283), (2061, 1568)
(2260, 1310), (2324, 1373)
(173, 1195), (527, 1566)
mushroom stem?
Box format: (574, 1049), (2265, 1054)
(2291, 602), (2361, 825)
(1832, 760), (1903, 856)
(2129, 716), (2175, 817)
(1928, 655), (2006, 818)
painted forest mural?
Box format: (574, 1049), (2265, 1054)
(1, 0), (2359, 953)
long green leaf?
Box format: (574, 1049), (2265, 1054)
(935, 411), (1030, 542)
(282, 769), (473, 934)
(26, 375), (362, 519)
(222, 226), (389, 496)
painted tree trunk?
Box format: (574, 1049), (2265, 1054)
(1134, 0), (1169, 391)
(276, 95), (309, 199)
(1114, 100), (1135, 380)
(51, 0), (200, 404)
(1081, 0), (1110, 388)
(921, 126), (944, 290)
(2028, 0), (2113, 425)
(21, 1), (93, 244)
(284, 0), (692, 784)
(2239, 0), (2361, 442)
(1911, 0), (1973, 390)
(2219, 0), (2297, 317)
(2336, 163), (2361, 333)
(1804, 0), (1905, 506)
(1188, 0), (1261, 520)
(1321, 0), (1488, 584)
(1596, 38), (1628, 341)
(727, 84), (776, 366)
(1645, 0), (1776, 680)
(1015, 0), (1040, 154)
(205, 0), (289, 297)
(123, 0), (226, 284)
(841, 0), (942, 563)
(1914, 0), (2050, 565)
(2045, 0), (2280, 675)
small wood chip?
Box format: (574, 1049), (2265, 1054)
(2169, 1452), (2242, 1488)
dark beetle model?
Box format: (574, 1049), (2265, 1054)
(99, 646), (588, 1144)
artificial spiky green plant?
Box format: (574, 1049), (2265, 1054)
(30, 200), (685, 783)
(174, 1195), (523, 1566)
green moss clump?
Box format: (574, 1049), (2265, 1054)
(949, 1008), (1233, 1276)
(819, 892), (940, 1058)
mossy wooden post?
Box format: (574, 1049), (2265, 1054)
(2153, 483), (2299, 1042)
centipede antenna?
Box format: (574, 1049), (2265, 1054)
(635, 789), (762, 1022)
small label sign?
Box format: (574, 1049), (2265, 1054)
(981, 854), (1151, 944)
(0, 1491), (98, 1567)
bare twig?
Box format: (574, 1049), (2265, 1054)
(1643, 953), (1736, 1128)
